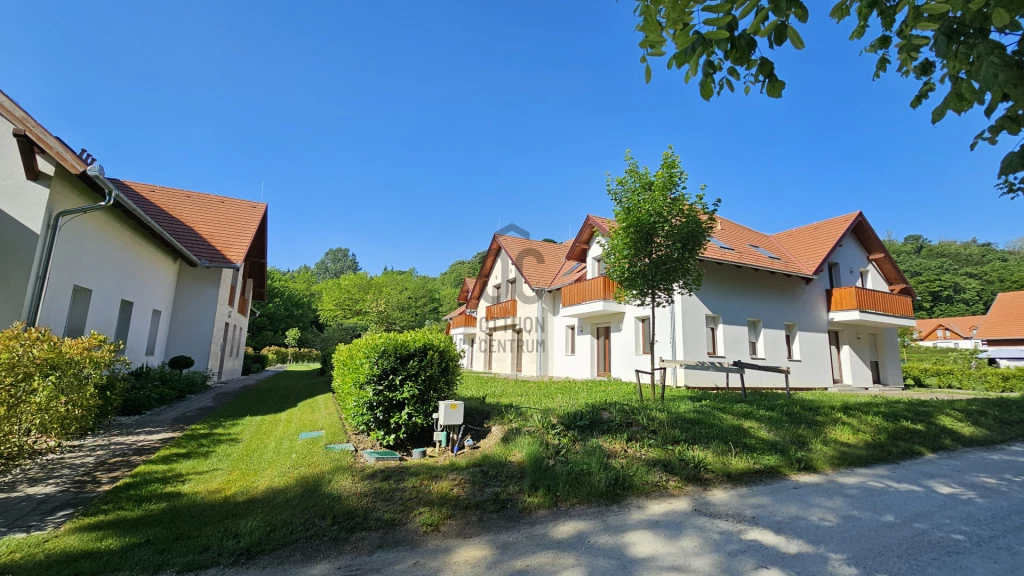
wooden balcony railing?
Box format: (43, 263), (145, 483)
(562, 276), (618, 308)
(827, 286), (913, 318)
(449, 314), (478, 330)
(238, 293), (249, 317)
(486, 299), (517, 321)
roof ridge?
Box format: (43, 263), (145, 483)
(113, 178), (267, 207)
(717, 216), (813, 274)
(771, 211), (862, 237)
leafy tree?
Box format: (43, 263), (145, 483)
(436, 250), (487, 312)
(1007, 236), (1024, 254)
(602, 147), (720, 398)
(633, 0), (1024, 198)
(284, 327), (301, 348)
(364, 269), (443, 333)
(541, 238), (559, 243)
(314, 247), (361, 281)
(246, 267), (319, 349)
(317, 272), (373, 327)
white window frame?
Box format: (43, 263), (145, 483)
(113, 299), (134, 356)
(64, 285), (93, 339)
(636, 316), (651, 355)
(145, 309), (162, 357)
(705, 314), (723, 357)
(566, 325), (576, 356)
(747, 319), (763, 359)
(784, 322), (799, 360)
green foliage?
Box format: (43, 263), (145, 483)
(884, 234), (1024, 318)
(633, 0), (1024, 198)
(0, 323), (129, 467)
(332, 329), (461, 447)
(901, 347), (1024, 392)
(167, 355), (195, 373)
(314, 246), (361, 281)
(284, 327), (301, 348)
(247, 266), (319, 350)
(602, 146), (720, 381)
(303, 321), (368, 374)
(242, 350), (268, 375)
(318, 269), (444, 333)
(259, 346), (321, 366)
(119, 364), (212, 416)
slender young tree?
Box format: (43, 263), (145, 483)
(602, 147), (720, 399)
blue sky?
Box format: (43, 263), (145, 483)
(2, 1), (1018, 275)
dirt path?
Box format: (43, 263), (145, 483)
(202, 442), (1024, 576)
(0, 368), (282, 537)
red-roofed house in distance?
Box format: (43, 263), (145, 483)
(0, 90), (266, 381)
(449, 210), (917, 390)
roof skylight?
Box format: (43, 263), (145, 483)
(749, 244), (781, 260)
(561, 262), (583, 277)
(710, 238), (734, 251)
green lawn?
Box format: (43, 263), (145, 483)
(4, 367), (1024, 575)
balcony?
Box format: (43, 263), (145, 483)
(238, 293), (249, 317)
(486, 299), (517, 321)
(448, 313), (477, 333)
(561, 276), (629, 318)
(827, 286), (915, 327)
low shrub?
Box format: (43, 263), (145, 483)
(168, 355), (195, 372)
(259, 346), (321, 366)
(242, 351), (268, 375)
(902, 361), (1024, 393)
(305, 322), (367, 374)
(332, 329), (460, 447)
(119, 364), (212, 416)
(0, 323), (128, 466)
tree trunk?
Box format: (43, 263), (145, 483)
(650, 292), (656, 400)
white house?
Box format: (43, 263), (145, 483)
(0, 89), (267, 381)
(447, 211), (917, 390)
(913, 316), (986, 349)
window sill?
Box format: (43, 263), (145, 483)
(707, 355), (726, 359)
(749, 357), (766, 361)
(787, 358), (801, 362)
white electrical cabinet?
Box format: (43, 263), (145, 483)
(438, 400), (464, 426)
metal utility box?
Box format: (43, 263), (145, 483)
(438, 400), (464, 426)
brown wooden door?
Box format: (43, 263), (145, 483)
(596, 326), (611, 377)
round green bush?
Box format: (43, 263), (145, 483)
(168, 355), (195, 373)
(332, 329), (461, 447)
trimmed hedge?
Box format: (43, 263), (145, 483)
(259, 346), (321, 366)
(902, 361), (1024, 393)
(168, 355), (195, 372)
(242, 351), (268, 376)
(332, 329), (461, 446)
(0, 323), (128, 466)
(118, 364), (212, 416)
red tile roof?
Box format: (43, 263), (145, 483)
(976, 291), (1024, 340)
(771, 212), (861, 274)
(443, 304), (467, 321)
(111, 179), (267, 267)
(496, 235), (572, 289)
(705, 216), (810, 276)
(915, 315), (987, 339)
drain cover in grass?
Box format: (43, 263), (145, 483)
(298, 430), (324, 440)
(326, 443), (355, 451)
(362, 450), (401, 463)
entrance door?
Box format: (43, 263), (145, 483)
(828, 330), (843, 384)
(217, 322), (229, 381)
(866, 333), (881, 384)
(596, 326), (611, 377)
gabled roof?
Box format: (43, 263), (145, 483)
(457, 278), (476, 304)
(704, 217), (810, 276)
(443, 304), (467, 321)
(111, 179), (267, 267)
(976, 291), (1024, 340)
(467, 235), (572, 307)
(915, 315), (987, 340)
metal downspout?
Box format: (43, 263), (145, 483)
(26, 164), (116, 327)
(669, 294), (678, 387)
(535, 289), (547, 377)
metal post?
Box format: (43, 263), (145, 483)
(739, 371), (747, 399)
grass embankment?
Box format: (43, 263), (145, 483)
(4, 368), (1023, 575)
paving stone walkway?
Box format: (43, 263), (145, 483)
(0, 367), (283, 537)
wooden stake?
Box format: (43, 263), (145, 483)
(739, 371), (747, 399)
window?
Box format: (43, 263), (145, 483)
(64, 285), (93, 338)
(859, 269), (869, 288)
(566, 325), (576, 355)
(748, 245), (781, 260)
(710, 238), (734, 251)
(113, 299), (134, 355)
(637, 317), (651, 354)
(593, 256), (607, 277)
(507, 278), (516, 301)
(236, 327), (245, 357)
(747, 319), (762, 358)
(229, 325), (237, 357)
(785, 323), (799, 360)
(145, 309), (162, 356)
(827, 262), (841, 289)
(705, 315), (721, 356)
(228, 269), (239, 306)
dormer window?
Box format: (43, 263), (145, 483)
(748, 244), (781, 260)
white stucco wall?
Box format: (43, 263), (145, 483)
(0, 114), (55, 328)
(33, 166), (181, 367)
